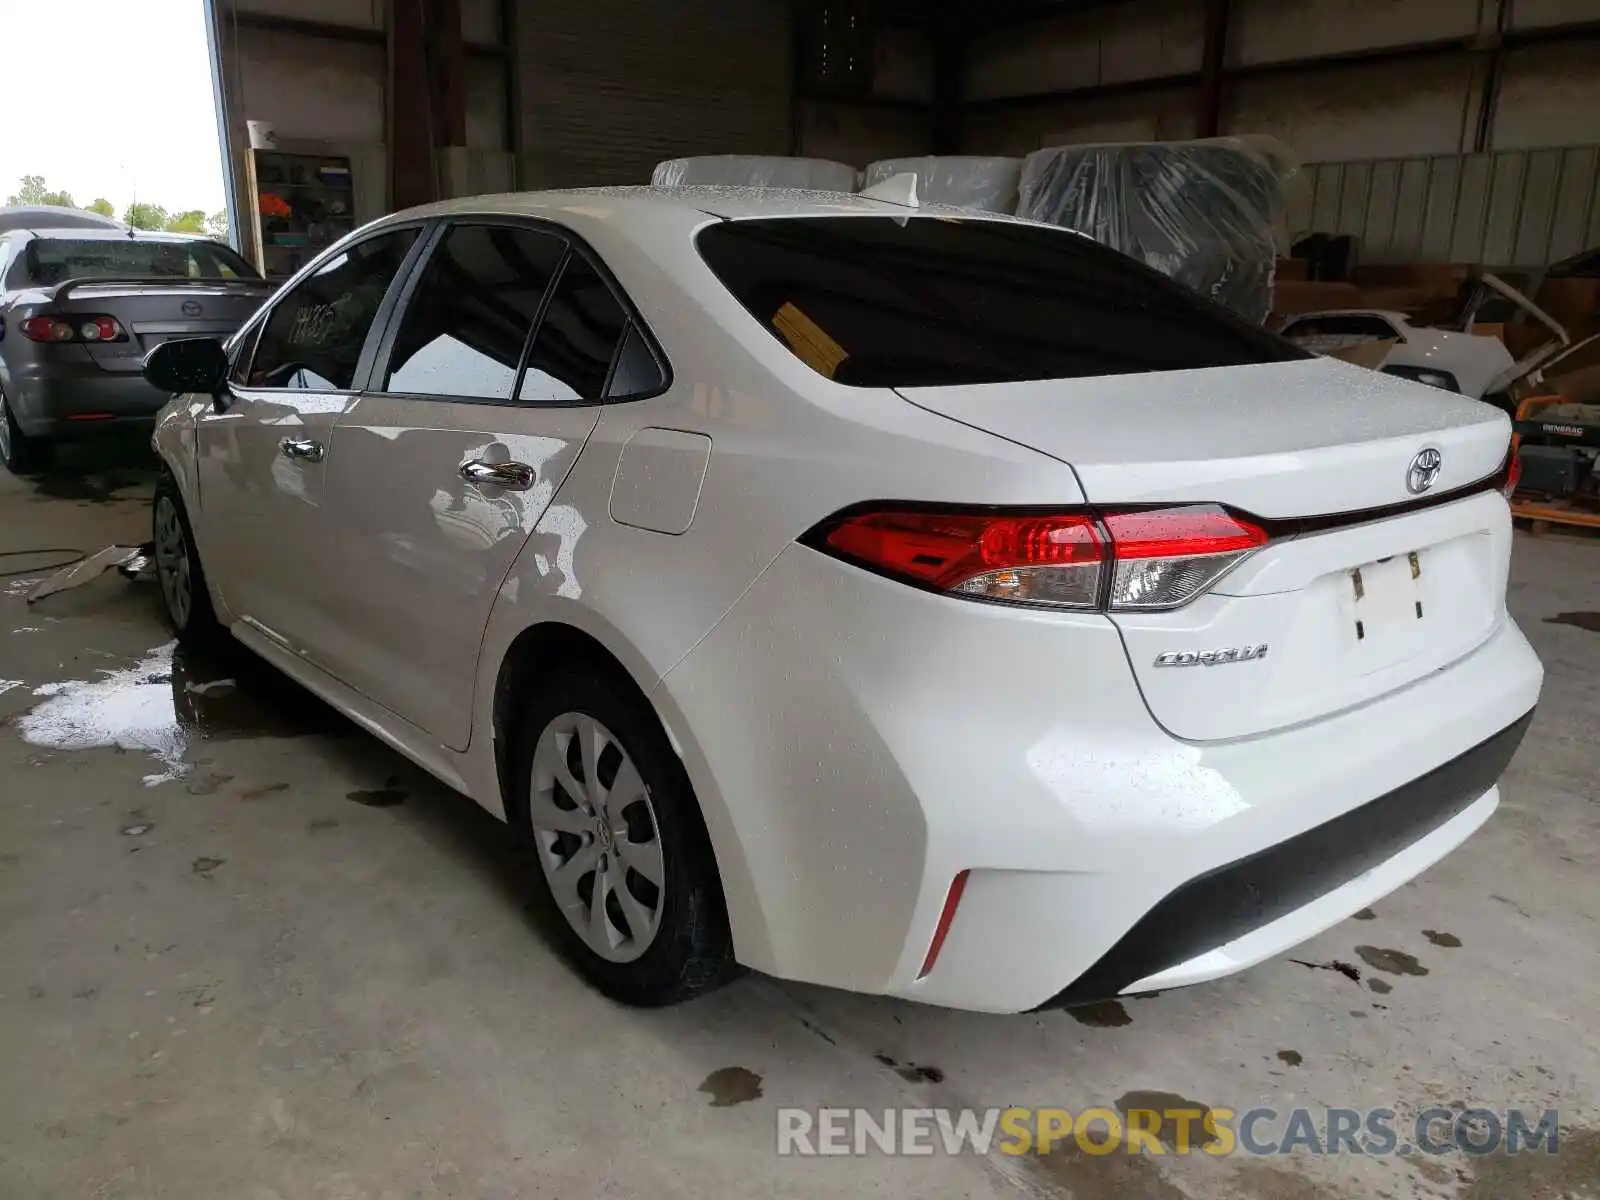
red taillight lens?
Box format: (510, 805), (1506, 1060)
(19, 314), (125, 343)
(810, 503), (1267, 612)
(21, 316), (76, 342)
(1501, 447), (1522, 500)
(820, 509), (1107, 609)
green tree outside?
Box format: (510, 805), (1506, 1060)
(6, 174), (75, 208)
(122, 202), (169, 231)
(165, 209), (208, 234)
(7, 176), (230, 242)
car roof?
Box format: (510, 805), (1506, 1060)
(391, 184), (1039, 228)
(0, 205), (126, 233)
(12, 227), (224, 245)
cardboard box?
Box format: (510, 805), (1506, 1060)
(1533, 278), (1600, 340)
(1351, 263), (1474, 291)
(1547, 363), (1600, 405)
(1270, 280), (1366, 317)
(1326, 339), (1397, 371)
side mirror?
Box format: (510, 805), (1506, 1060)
(143, 337), (228, 396)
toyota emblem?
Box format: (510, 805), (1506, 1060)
(181, 300), (203, 317)
(1407, 447), (1443, 495)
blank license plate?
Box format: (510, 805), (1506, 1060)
(1351, 552), (1424, 643)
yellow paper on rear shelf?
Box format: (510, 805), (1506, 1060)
(773, 302), (849, 379)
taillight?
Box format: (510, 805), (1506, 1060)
(1103, 508), (1267, 610)
(808, 504), (1267, 613)
(19, 314), (126, 343)
(1501, 446), (1522, 500)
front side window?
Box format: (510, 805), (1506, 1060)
(697, 216), (1306, 389)
(518, 256), (629, 404)
(247, 228), (418, 392)
(16, 237), (259, 287)
(382, 223), (567, 400)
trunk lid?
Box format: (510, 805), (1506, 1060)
(899, 357), (1515, 741)
(53, 280), (269, 373)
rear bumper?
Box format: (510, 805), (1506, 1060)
(6, 361), (171, 439)
(658, 545), (1544, 1013)
(1042, 708), (1533, 1007)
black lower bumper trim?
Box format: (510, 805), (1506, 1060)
(1042, 709), (1535, 1009)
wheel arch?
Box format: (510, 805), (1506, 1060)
(487, 617), (765, 970)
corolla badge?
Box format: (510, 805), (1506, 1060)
(1407, 447), (1443, 495)
(1154, 645), (1269, 668)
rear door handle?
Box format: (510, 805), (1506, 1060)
(280, 438), (325, 462)
(460, 459), (536, 491)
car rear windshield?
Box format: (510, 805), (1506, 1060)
(695, 216), (1306, 388)
(16, 238), (260, 287)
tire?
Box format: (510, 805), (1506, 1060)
(0, 390), (53, 474)
(513, 667), (738, 1006)
(152, 470), (223, 647)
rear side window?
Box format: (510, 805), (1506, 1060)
(607, 323), (667, 399)
(1281, 315), (1400, 353)
(247, 228), (418, 391)
(383, 223), (567, 400)
(17, 237), (259, 286)
(697, 217), (1306, 388)
(517, 256), (629, 404)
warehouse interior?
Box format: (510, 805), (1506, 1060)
(3, 0), (1599, 1197)
(208, 0), (1600, 260)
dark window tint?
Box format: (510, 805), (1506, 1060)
(1280, 315), (1401, 350)
(249, 229), (417, 391)
(697, 217), (1306, 388)
(606, 323), (666, 399)
(384, 224), (566, 399)
(518, 256), (628, 404)
(17, 237), (259, 286)
(229, 322), (263, 386)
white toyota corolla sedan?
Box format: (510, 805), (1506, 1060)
(142, 186), (1542, 1013)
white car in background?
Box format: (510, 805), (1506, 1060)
(141, 187), (1541, 1013)
(1280, 310), (1513, 396)
(1282, 276), (1571, 402)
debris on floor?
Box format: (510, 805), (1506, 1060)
(25, 544), (153, 605)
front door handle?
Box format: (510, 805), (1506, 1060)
(280, 437), (325, 463)
(460, 459), (536, 491)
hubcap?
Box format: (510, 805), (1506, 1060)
(153, 495), (193, 630)
(529, 712), (665, 963)
(0, 398), (13, 462)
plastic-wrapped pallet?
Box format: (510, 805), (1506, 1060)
(1017, 137), (1297, 325)
(651, 156), (858, 193)
(861, 157), (1022, 213)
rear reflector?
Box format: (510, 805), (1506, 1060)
(66, 413), (115, 422)
(808, 504), (1267, 613)
(918, 869), (969, 979)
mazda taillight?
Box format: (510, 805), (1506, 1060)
(19, 315), (126, 343)
(807, 504), (1267, 613)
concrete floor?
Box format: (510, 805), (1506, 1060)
(2, 444), (1596, 1200)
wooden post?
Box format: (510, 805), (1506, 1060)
(1198, 0), (1231, 138)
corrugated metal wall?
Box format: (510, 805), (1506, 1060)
(517, 0), (793, 188)
(1289, 145), (1600, 266)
